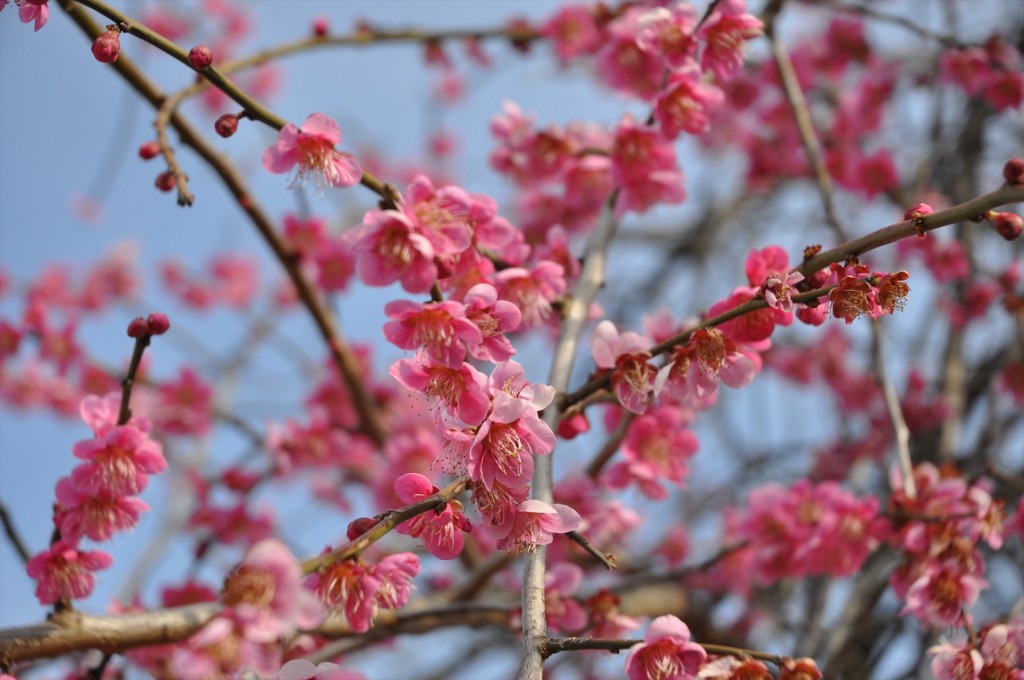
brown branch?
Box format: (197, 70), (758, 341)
(0, 604), (221, 666)
(541, 636), (786, 666)
(871, 318), (916, 499)
(566, 530), (617, 571)
(58, 0), (389, 448)
(764, 0), (847, 241)
(585, 412), (634, 479)
(299, 478), (469, 574)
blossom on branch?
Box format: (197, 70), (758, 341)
(262, 114), (362, 192)
(624, 614), (707, 680)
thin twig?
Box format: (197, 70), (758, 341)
(871, 318), (916, 499)
(566, 530), (617, 570)
(541, 636), (786, 666)
(585, 412), (634, 479)
(764, 0), (847, 241)
(0, 499), (31, 565)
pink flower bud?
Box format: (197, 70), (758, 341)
(346, 516), (377, 540)
(155, 172), (176, 192)
(312, 16), (329, 37)
(903, 203), (934, 221)
(1004, 157), (1024, 186)
(146, 313), (171, 335)
(138, 141), (160, 160)
(92, 27), (121, 64)
(188, 44), (213, 70)
(214, 114), (238, 138)
(126, 317), (149, 338)
(992, 211), (1024, 241)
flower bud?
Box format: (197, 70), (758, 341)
(188, 44), (213, 70)
(903, 202), (934, 221)
(138, 141), (160, 160)
(92, 27), (121, 64)
(346, 516), (377, 541)
(1004, 157), (1024, 186)
(992, 211), (1023, 241)
(155, 171), (176, 192)
(312, 16), (329, 37)
(146, 313), (171, 335)
(126, 317), (149, 338)
(214, 114), (238, 138)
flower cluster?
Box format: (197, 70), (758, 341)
(928, 618), (1024, 680)
(310, 552), (420, 633)
(738, 479), (890, 584)
(27, 393), (166, 604)
(889, 463), (1005, 628)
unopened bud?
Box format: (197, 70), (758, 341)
(992, 211), (1024, 241)
(214, 114), (239, 138)
(346, 516), (377, 541)
(155, 171), (176, 192)
(92, 26), (121, 64)
(188, 44), (213, 70)
(312, 16), (329, 37)
(1004, 157), (1024, 186)
(138, 141), (160, 160)
(903, 202), (934, 221)
(146, 313), (171, 335)
(126, 317), (149, 338)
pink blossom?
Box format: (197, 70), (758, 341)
(494, 499), (580, 553)
(543, 562), (588, 634)
(849, 148), (900, 199)
(596, 25), (664, 99)
(18, 0), (49, 31)
(390, 355), (489, 425)
(586, 588), (643, 639)
(634, 4), (699, 69)
(603, 407), (698, 499)
(590, 320), (658, 414)
(624, 614), (707, 680)
(394, 473), (471, 560)
(71, 425), (166, 498)
(262, 114), (362, 192)
(760, 271), (804, 311)
(153, 366), (213, 435)
(403, 174), (474, 256)
(283, 214), (329, 259)
(656, 327), (757, 408)
(698, 0), (763, 82)
(55, 476), (148, 542)
(314, 553), (420, 632)
(493, 261), (567, 329)
(654, 65), (724, 139)
(611, 115), (686, 214)
(221, 538), (321, 642)
(711, 286), (792, 342)
(383, 299), (482, 368)
(344, 209), (437, 293)
(469, 389), (555, 489)
(473, 479), (530, 533)
(901, 559), (987, 627)
(542, 5), (603, 63)
(26, 540), (112, 605)
(462, 283), (522, 362)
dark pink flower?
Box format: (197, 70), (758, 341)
(634, 4), (699, 69)
(344, 209), (437, 293)
(494, 499), (580, 553)
(19, 0), (49, 31)
(55, 476), (148, 542)
(394, 473), (471, 560)
(390, 355), (489, 426)
(901, 560), (987, 627)
(462, 283), (522, 363)
(383, 299), (482, 368)
(611, 115), (686, 214)
(624, 614), (707, 680)
(698, 0), (763, 82)
(71, 425), (166, 498)
(655, 65), (724, 139)
(543, 562), (588, 634)
(542, 5), (603, 63)
(26, 540), (112, 605)
(493, 261), (567, 329)
(590, 320), (658, 414)
(262, 114), (362, 192)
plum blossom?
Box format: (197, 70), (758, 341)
(390, 355), (489, 426)
(221, 539), (322, 642)
(603, 407), (699, 499)
(462, 283), (522, 362)
(493, 261), (567, 329)
(383, 299), (482, 368)
(543, 562), (588, 634)
(262, 114), (362, 192)
(657, 327), (757, 407)
(901, 560), (988, 627)
(591, 320), (658, 414)
(634, 4), (699, 69)
(71, 424), (167, 498)
(542, 5), (602, 63)
(394, 473), (471, 560)
(624, 615), (707, 680)
(313, 553), (420, 633)
(698, 0), (763, 82)
(655, 65), (725, 139)
(494, 499), (580, 553)
(26, 540), (112, 605)
(18, 0), (49, 31)
(611, 115), (686, 215)
(55, 476), (148, 542)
